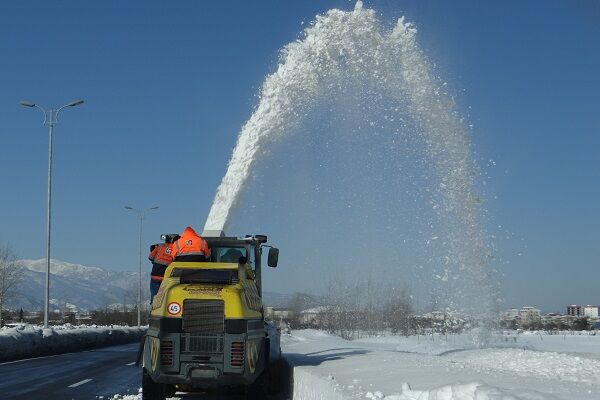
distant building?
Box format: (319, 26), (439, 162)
(541, 313), (569, 325)
(299, 306), (328, 325)
(583, 305), (599, 318)
(501, 307), (541, 322)
(75, 315), (92, 324)
(567, 305), (583, 316)
(264, 307), (293, 322)
(518, 307), (541, 319)
(567, 305), (599, 317)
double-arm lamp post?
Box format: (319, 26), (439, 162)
(20, 99), (84, 328)
(124, 206), (158, 327)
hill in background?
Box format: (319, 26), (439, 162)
(8, 259), (291, 311)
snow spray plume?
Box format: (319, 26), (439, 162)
(205, 2), (495, 324)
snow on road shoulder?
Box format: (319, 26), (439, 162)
(0, 324), (146, 362)
(365, 382), (519, 400)
(106, 330), (600, 400)
(106, 388), (142, 399)
(451, 348), (600, 385)
(281, 330), (600, 400)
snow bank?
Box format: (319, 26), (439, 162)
(282, 330), (600, 400)
(0, 324), (146, 362)
(106, 330), (600, 400)
(289, 365), (520, 400)
(290, 364), (518, 400)
(452, 348), (600, 386)
(365, 382), (518, 400)
(507, 330), (600, 354)
(107, 389), (142, 400)
(293, 367), (345, 400)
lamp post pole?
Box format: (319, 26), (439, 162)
(125, 206), (158, 327)
(20, 100), (84, 328)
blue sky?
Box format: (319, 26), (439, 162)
(1, 1), (598, 312)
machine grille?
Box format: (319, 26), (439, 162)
(182, 334), (224, 353)
(182, 299), (224, 333)
(160, 340), (173, 365)
(230, 341), (245, 368)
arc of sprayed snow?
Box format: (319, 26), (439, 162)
(203, 50), (322, 232)
(204, 3), (378, 232)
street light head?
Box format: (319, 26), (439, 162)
(20, 100), (35, 107)
(124, 206), (133, 210)
(150, 206), (159, 210)
(67, 99), (84, 107)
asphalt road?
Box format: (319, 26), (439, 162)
(0, 343), (141, 399)
(0, 343), (289, 400)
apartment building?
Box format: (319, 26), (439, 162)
(567, 305), (599, 317)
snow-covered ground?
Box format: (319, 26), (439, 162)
(0, 323), (146, 362)
(283, 329), (600, 400)
(108, 329), (600, 400)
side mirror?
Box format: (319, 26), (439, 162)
(255, 234), (268, 244)
(267, 247), (279, 268)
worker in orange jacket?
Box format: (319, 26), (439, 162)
(173, 226), (211, 262)
(148, 242), (175, 300)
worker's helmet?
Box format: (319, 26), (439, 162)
(161, 233), (181, 243)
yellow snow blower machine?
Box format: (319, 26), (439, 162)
(139, 231), (282, 400)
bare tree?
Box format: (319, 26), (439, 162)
(383, 285), (414, 335)
(287, 292), (318, 328)
(315, 276), (417, 340)
(124, 282), (137, 312)
(0, 244), (22, 327)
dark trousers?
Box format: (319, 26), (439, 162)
(150, 280), (161, 302)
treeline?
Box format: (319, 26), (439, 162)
(280, 280), (598, 339)
(285, 280), (473, 340)
(308, 309), (471, 340)
(88, 307), (150, 326)
(500, 316), (594, 332)
(1, 307), (150, 327)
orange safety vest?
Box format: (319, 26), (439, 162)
(154, 243), (175, 266)
(150, 243), (174, 282)
(148, 244), (159, 263)
(174, 226), (211, 260)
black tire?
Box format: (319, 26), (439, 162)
(164, 384), (176, 398)
(142, 370), (166, 400)
(245, 381), (266, 400)
(271, 359), (285, 394)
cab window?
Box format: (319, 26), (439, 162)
(214, 247), (246, 263)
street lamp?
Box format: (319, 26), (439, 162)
(124, 205), (159, 327)
(20, 99), (84, 328)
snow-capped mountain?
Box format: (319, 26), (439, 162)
(9, 259), (143, 311)
(8, 259), (291, 311)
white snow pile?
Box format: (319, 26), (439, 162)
(282, 330), (600, 400)
(0, 324), (146, 362)
(106, 389), (142, 400)
(364, 382), (517, 400)
(107, 329), (600, 400)
(451, 348), (600, 386)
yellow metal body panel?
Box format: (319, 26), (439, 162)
(151, 262), (262, 320)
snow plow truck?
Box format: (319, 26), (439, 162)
(139, 231), (282, 399)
